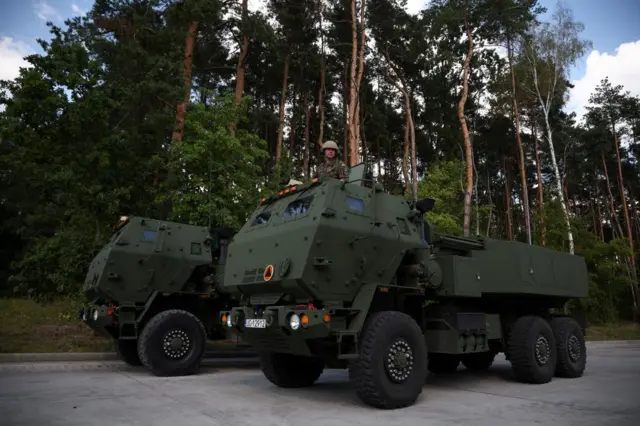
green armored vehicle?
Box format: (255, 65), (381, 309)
(79, 215), (237, 376)
(218, 163), (589, 409)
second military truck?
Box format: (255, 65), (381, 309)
(218, 163), (589, 409)
(79, 216), (238, 376)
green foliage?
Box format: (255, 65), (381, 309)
(165, 92), (270, 229)
(7, 214), (99, 299)
(418, 160), (465, 236)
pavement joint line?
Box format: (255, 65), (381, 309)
(119, 370), (236, 426)
(433, 385), (637, 417)
(0, 340), (635, 364)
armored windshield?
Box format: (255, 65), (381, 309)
(281, 195), (314, 218)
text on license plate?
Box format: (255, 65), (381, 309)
(245, 319), (267, 328)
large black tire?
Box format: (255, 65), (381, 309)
(137, 309), (207, 376)
(427, 353), (460, 374)
(115, 339), (142, 367)
(260, 352), (325, 388)
(349, 311), (428, 409)
(461, 351), (495, 371)
(507, 315), (557, 384)
(550, 317), (587, 378)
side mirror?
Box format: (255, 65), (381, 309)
(415, 197), (435, 214)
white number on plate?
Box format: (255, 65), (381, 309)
(245, 319), (267, 328)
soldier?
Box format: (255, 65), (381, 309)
(316, 140), (348, 181)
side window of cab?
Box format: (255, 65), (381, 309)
(346, 196), (365, 213)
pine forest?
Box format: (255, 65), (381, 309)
(1, 0), (639, 327)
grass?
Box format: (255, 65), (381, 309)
(1, 297), (639, 353)
(586, 322), (640, 341)
(0, 297), (247, 354)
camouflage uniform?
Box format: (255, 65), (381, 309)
(316, 140), (348, 180)
(316, 159), (348, 180)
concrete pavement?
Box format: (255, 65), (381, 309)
(0, 340), (638, 426)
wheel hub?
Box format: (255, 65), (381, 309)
(535, 335), (550, 366)
(568, 334), (581, 362)
(162, 329), (191, 360)
(385, 339), (414, 383)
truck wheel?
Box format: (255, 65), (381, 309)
(427, 353), (460, 374)
(115, 339), (142, 367)
(461, 351), (495, 371)
(550, 317), (586, 378)
(259, 352), (325, 388)
(507, 315), (557, 384)
(349, 311), (428, 409)
(137, 309), (206, 376)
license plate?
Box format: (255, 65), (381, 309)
(245, 319), (267, 329)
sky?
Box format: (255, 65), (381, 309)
(1, 0), (639, 122)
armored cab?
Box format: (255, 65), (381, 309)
(79, 216), (237, 376)
(219, 163), (589, 409)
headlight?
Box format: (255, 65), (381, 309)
(226, 315), (233, 327)
(92, 309), (99, 321)
(289, 313), (300, 330)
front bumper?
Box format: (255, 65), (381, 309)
(78, 304), (116, 339)
(219, 305), (345, 354)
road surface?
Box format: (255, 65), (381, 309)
(1, 341), (639, 426)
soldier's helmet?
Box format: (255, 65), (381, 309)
(321, 140), (339, 152)
(286, 178), (303, 187)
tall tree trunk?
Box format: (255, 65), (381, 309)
(629, 186), (640, 252)
(508, 35), (531, 244)
(402, 111), (410, 195)
(612, 126), (639, 312)
(602, 152), (624, 238)
(343, 65), (349, 162)
(163, 19), (197, 219)
(594, 182), (604, 241)
(348, 0), (357, 158)
(316, 1), (326, 150)
(303, 92), (311, 180)
(171, 21), (198, 143)
(275, 54), (290, 164)
(503, 156), (513, 240)
(543, 112), (574, 254)
(534, 125), (546, 246)
(590, 199), (598, 239)
(316, 55), (326, 150)
(486, 171), (493, 237)
(228, 0), (248, 137)
(383, 48), (415, 200)
(289, 87), (298, 155)
(234, 0), (248, 107)
(350, 0), (366, 165)
(457, 15), (474, 237)
(347, 0), (365, 166)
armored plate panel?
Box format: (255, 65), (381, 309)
(83, 216), (212, 303)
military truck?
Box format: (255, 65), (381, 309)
(218, 163), (589, 409)
(79, 215), (237, 376)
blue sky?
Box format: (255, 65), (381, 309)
(0, 0), (93, 46)
(536, 0), (640, 79)
(1, 0), (639, 120)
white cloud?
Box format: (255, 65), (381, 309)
(247, 0), (268, 13)
(567, 40), (640, 123)
(0, 37), (34, 82)
(406, 0), (431, 15)
(34, 0), (62, 23)
(71, 4), (87, 15)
